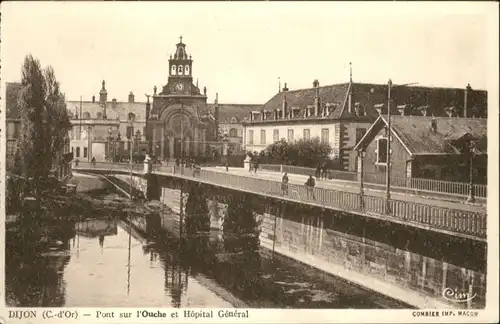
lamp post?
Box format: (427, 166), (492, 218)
(116, 132), (121, 162)
(384, 80), (418, 214)
(467, 139), (476, 203)
(107, 128), (113, 162)
(135, 130), (141, 156)
(358, 150), (365, 209)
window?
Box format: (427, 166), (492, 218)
(303, 128), (311, 140)
(96, 112), (103, 119)
(260, 129), (266, 145)
(377, 138), (388, 164)
(83, 112), (91, 119)
(229, 128), (238, 137)
(356, 128), (367, 145)
(171, 65), (177, 75)
(178, 65), (183, 74)
(185, 65), (190, 75)
(248, 130), (254, 144)
(70, 128), (74, 140)
(76, 147), (81, 158)
(273, 129), (279, 142)
(84, 147), (88, 158)
(287, 129), (294, 142)
(128, 113), (136, 121)
(321, 128), (329, 144)
(72, 147), (74, 157)
(143, 127), (147, 138)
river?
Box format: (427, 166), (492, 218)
(5, 176), (409, 309)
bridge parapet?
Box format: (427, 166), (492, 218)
(74, 162), (487, 241)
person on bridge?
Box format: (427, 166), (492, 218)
(281, 172), (289, 195)
(253, 159), (259, 174)
(315, 163), (321, 180)
(321, 161), (329, 180)
(305, 175), (316, 200)
(91, 157), (96, 168)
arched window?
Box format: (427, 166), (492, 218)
(83, 112), (91, 119)
(178, 65), (183, 74)
(229, 128), (238, 137)
(96, 112), (103, 119)
(128, 113), (136, 121)
(184, 65), (190, 75)
(171, 65), (177, 75)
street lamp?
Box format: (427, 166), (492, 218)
(384, 80), (418, 214)
(116, 132), (121, 162)
(107, 128), (114, 162)
(135, 130), (141, 157)
(467, 139), (476, 203)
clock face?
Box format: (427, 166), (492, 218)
(175, 83), (184, 91)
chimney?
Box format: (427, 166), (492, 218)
(464, 83), (471, 118)
(92, 95), (95, 103)
(128, 91), (135, 103)
(431, 118), (437, 133)
(282, 82), (289, 92)
(282, 93), (288, 119)
(314, 80), (320, 116)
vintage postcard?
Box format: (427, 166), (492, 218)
(1, 1), (498, 323)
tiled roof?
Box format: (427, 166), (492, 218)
(246, 82), (488, 124)
(207, 103), (261, 124)
(355, 115), (487, 155)
(5, 82), (22, 119)
(66, 100), (147, 121)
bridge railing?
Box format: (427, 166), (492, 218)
(260, 163), (487, 199)
(73, 162), (486, 239)
(172, 165), (486, 240)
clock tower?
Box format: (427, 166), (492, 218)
(148, 37), (214, 160)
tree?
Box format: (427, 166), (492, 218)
(184, 186), (210, 236)
(262, 137), (334, 168)
(18, 55), (47, 200)
(17, 55), (71, 202)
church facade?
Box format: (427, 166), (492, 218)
(148, 37), (216, 159)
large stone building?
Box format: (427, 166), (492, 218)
(147, 37), (260, 159)
(242, 78), (488, 171)
(5, 82), (72, 179)
(66, 82), (147, 162)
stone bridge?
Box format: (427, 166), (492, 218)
(73, 161), (487, 309)
(73, 161), (487, 242)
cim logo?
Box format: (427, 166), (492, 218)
(442, 287), (477, 303)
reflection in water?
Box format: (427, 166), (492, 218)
(6, 191), (409, 309)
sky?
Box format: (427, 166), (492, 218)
(1, 2), (498, 105)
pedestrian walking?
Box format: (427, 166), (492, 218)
(305, 175), (316, 200)
(281, 172), (289, 195)
(254, 159), (259, 174)
(315, 163), (321, 180)
(91, 157), (96, 168)
(225, 159), (229, 172)
(322, 161), (328, 180)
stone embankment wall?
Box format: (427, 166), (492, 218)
(120, 178), (485, 309)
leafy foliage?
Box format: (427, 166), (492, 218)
(184, 186), (210, 236)
(16, 55), (71, 200)
(223, 193), (261, 253)
(257, 137), (338, 168)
